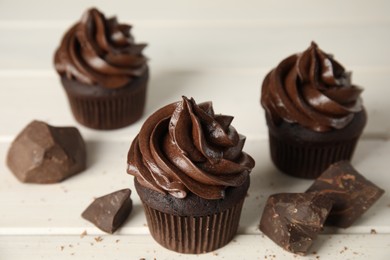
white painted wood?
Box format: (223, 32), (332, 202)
(1, 25), (389, 71)
(0, 1), (389, 259)
(0, 234), (389, 260)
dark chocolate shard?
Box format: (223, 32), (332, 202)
(6, 120), (86, 183)
(306, 160), (385, 228)
(259, 193), (332, 255)
(82, 189), (133, 234)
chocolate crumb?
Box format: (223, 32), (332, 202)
(80, 230), (87, 238)
(370, 229), (377, 234)
(61, 186), (69, 193)
(60, 246), (64, 251)
(94, 236), (103, 242)
(340, 246), (348, 254)
(212, 252), (219, 256)
(139, 258), (146, 260)
(115, 239), (120, 243)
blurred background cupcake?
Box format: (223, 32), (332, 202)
(54, 7), (148, 130)
(260, 42), (366, 179)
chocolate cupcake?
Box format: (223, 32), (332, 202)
(261, 42), (366, 178)
(54, 8), (148, 130)
(127, 97), (255, 254)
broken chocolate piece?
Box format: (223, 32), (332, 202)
(6, 120), (86, 183)
(306, 160), (384, 228)
(82, 189), (133, 234)
(259, 193), (332, 255)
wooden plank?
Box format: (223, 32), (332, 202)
(0, 68), (389, 139)
(0, 234), (389, 260)
(0, 24), (389, 71)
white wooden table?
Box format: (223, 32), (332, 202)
(0, 1), (389, 259)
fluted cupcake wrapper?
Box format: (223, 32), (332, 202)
(60, 70), (148, 130)
(65, 85), (146, 130)
(141, 199), (245, 254)
(269, 132), (359, 179)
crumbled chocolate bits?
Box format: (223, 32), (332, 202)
(259, 193), (332, 255)
(82, 189), (132, 234)
(306, 161), (384, 228)
(6, 120), (86, 183)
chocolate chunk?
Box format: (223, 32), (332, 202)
(306, 160), (384, 228)
(259, 193), (332, 255)
(82, 189), (132, 234)
(6, 120), (86, 183)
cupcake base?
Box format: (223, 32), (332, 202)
(61, 69), (148, 130)
(143, 198), (244, 254)
(266, 110), (367, 179)
(134, 178), (249, 254)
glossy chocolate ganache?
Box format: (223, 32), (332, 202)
(54, 8), (147, 88)
(127, 97), (255, 200)
(261, 42), (363, 132)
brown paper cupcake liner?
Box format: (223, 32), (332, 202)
(60, 69), (148, 130)
(269, 133), (359, 179)
(142, 199), (245, 254)
(66, 86), (146, 130)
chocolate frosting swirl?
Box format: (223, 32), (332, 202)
(261, 42), (363, 132)
(54, 8), (147, 89)
(127, 97), (255, 200)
